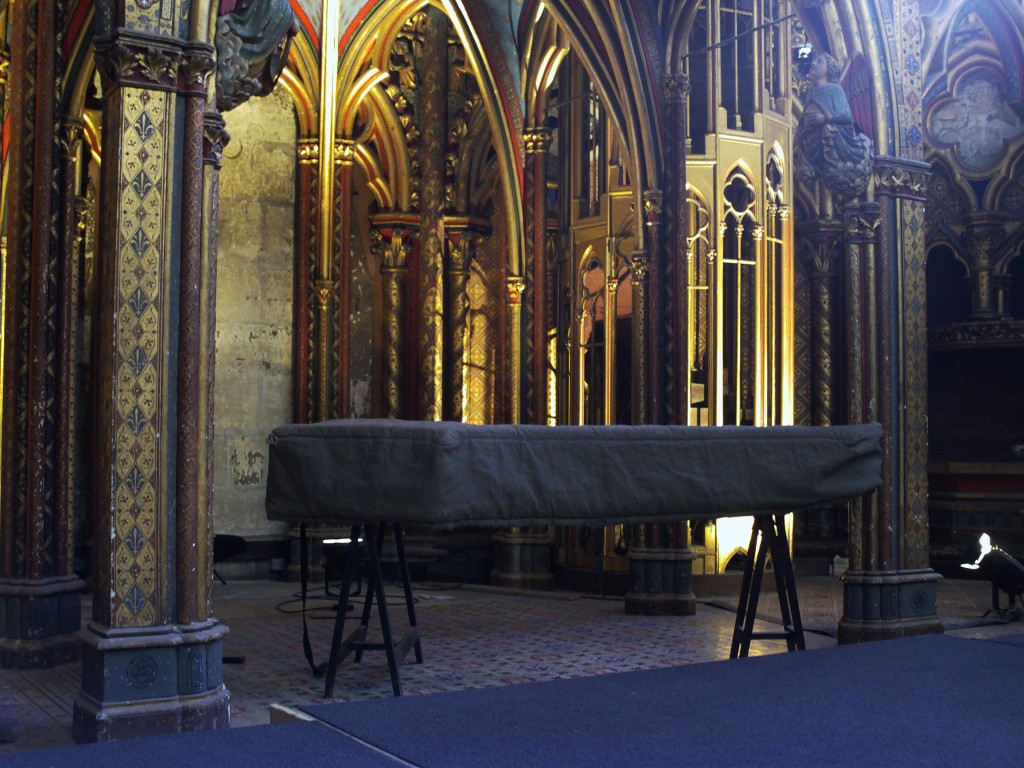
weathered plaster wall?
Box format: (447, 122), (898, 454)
(215, 84), (296, 541)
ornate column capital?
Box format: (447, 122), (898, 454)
(524, 128), (553, 154)
(94, 33), (215, 94)
(371, 227), (413, 271)
(664, 73), (690, 104)
(444, 215), (488, 270)
(799, 233), (842, 275)
(60, 119), (84, 160)
(314, 280), (335, 308)
(0, 47), (11, 90)
(180, 43), (217, 94)
(628, 251), (650, 281)
(843, 204), (882, 244)
(506, 276), (526, 305)
(642, 189), (663, 228)
(370, 213), (419, 271)
(962, 224), (1005, 268)
(872, 157), (930, 201)
(334, 139), (356, 166)
(203, 112), (229, 167)
(297, 139), (319, 165)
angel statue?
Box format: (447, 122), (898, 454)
(216, 0), (299, 112)
(795, 52), (874, 199)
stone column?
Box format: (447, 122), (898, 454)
(795, 218), (844, 547)
(629, 250), (649, 425)
(371, 222), (415, 419)
(417, 7), (448, 421)
(522, 127), (552, 425)
(202, 112), (228, 620)
(490, 238), (554, 598)
(334, 140), (355, 417)
(963, 214), (1006, 320)
(625, 251), (696, 615)
(643, 190), (664, 424)
(293, 140), (319, 423)
(442, 221), (479, 422)
(805, 222), (843, 427)
(57, 119), (85, 597)
(73, 29), (228, 740)
(665, 75), (690, 425)
(839, 159), (942, 643)
(313, 279), (335, 420)
(490, 276), (554, 587)
(1, 0), (87, 668)
(505, 277), (525, 424)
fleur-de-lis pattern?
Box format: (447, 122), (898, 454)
(125, 0), (182, 39)
(111, 88), (172, 626)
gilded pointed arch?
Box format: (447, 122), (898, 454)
(333, 0), (524, 272)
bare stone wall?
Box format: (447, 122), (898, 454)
(215, 85), (296, 545)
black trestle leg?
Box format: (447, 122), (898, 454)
(392, 524), (423, 664)
(324, 524), (362, 697)
(364, 524), (403, 696)
(321, 522), (422, 698)
(730, 513), (806, 659)
(767, 514), (805, 651)
(730, 519), (761, 658)
(353, 524), (387, 664)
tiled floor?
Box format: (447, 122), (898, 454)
(2, 574), (1021, 756)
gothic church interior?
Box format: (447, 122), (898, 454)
(1, 0), (1023, 745)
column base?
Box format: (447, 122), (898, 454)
(490, 531), (554, 590)
(624, 547), (697, 616)
(0, 574), (87, 668)
(73, 685), (231, 743)
(838, 568), (944, 644)
(73, 618), (230, 743)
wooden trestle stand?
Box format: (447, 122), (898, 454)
(309, 512), (805, 698)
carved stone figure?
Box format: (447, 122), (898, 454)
(795, 53), (873, 198)
(215, 0), (298, 112)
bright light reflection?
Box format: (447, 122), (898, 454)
(961, 533), (992, 570)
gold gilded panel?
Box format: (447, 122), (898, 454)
(902, 197), (930, 566)
(110, 86), (174, 626)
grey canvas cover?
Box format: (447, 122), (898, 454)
(265, 420), (882, 529)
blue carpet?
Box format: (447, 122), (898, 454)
(987, 633), (1024, 648)
(303, 634), (1024, 767)
(5, 720), (405, 768)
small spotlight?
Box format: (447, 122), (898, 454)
(793, 43), (815, 76)
(962, 533), (1024, 618)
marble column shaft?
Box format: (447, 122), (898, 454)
(74, 27), (228, 741)
(293, 141), (319, 424)
(417, 8), (447, 421)
(0, 0), (86, 669)
(373, 226), (413, 419)
(665, 75), (690, 425)
(839, 159), (941, 643)
(523, 127), (551, 425)
(334, 142), (354, 417)
(505, 278), (525, 424)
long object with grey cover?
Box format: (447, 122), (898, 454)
(265, 419), (882, 528)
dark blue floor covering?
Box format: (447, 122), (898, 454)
(302, 634), (1024, 768)
(8, 635), (1022, 768)
(5, 720), (407, 768)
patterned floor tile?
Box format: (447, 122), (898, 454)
(1, 575), (1020, 756)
